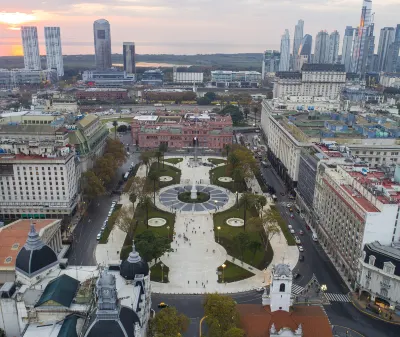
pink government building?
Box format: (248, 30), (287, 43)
(131, 113), (233, 150)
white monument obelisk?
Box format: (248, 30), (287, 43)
(191, 136), (198, 199)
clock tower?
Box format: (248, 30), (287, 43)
(96, 270), (119, 319)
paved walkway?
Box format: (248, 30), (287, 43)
(96, 156), (299, 294)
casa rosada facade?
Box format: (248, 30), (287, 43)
(131, 114), (233, 149)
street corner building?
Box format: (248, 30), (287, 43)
(237, 264), (333, 337)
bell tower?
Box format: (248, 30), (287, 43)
(269, 264), (293, 312)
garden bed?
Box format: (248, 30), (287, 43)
(209, 165), (246, 192)
(217, 261), (254, 283)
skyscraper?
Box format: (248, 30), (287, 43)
(279, 30), (291, 71)
(292, 20), (304, 69)
(21, 26), (41, 70)
(377, 27), (395, 72)
(44, 27), (64, 77)
(385, 24), (400, 72)
(351, 0), (375, 76)
(328, 31), (340, 64)
(123, 42), (136, 75)
(262, 50), (281, 78)
(93, 19), (112, 70)
(314, 31), (330, 64)
(342, 26), (355, 72)
(294, 34), (312, 71)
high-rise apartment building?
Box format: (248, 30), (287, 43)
(314, 31), (330, 64)
(279, 30), (291, 71)
(262, 50), (281, 78)
(93, 19), (112, 70)
(123, 42), (136, 75)
(44, 27), (64, 77)
(294, 34), (312, 71)
(292, 20), (304, 69)
(21, 26), (41, 70)
(342, 26), (355, 72)
(351, 0), (375, 76)
(328, 31), (340, 64)
(385, 24), (400, 72)
(377, 27), (395, 72)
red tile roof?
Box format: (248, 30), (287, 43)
(237, 304), (333, 337)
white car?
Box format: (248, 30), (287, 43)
(298, 246), (304, 252)
(287, 203), (292, 208)
(96, 233), (102, 241)
(290, 229), (295, 234)
(111, 201), (117, 206)
(255, 287), (264, 292)
(288, 225), (293, 229)
(294, 236), (301, 245)
(108, 210), (113, 216)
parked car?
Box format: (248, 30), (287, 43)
(288, 225), (293, 229)
(255, 287), (265, 292)
(286, 203), (292, 208)
(299, 255), (304, 262)
(290, 229), (295, 234)
(96, 233), (102, 241)
(293, 273), (301, 279)
(290, 214), (294, 218)
(294, 236), (301, 244)
(298, 246), (304, 252)
(108, 210), (113, 216)
(306, 225), (311, 230)
(299, 230), (304, 235)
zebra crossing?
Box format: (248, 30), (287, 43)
(291, 284), (305, 295)
(324, 293), (351, 302)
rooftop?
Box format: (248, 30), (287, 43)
(301, 63), (346, 72)
(238, 304), (333, 337)
(0, 219), (58, 269)
(80, 88), (127, 92)
(275, 71), (302, 79)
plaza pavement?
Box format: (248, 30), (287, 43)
(96, 156), (298, 294)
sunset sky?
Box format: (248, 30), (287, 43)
(0, 0), (399, 56)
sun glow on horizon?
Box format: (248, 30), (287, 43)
(0, 12), (36, 26)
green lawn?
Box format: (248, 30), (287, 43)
(207, 158), (227, 165)
(270, 205), (296, 246)
(150, 262), (170, 283)
(213, 204), (273, 269)
(217, 261), (254, 283)
(209, 165), (246, 192)
(99, 204), (122, 244)
(163, 157), (183, 164)
(120, 204), (175, 260)
(145, 162), (181, 192)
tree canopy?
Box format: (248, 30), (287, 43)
(82, 170), (105, 200)
(220, 105), (244, 125)
(151, 306), (189, 337)
(135, 230), (171, 262)
(204, 91), (217, 101)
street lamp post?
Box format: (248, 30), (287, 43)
(167, 226), (170, 240)
(221, 263), (226, 283)
(161, 262), (164, 283)
(217, 226), (221, 243)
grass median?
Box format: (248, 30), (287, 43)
(207, 158), (227, 165)
(270, 205), (296, 246)
(163, 157), (183, 164)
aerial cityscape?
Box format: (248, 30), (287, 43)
(0, 0), (400, 337)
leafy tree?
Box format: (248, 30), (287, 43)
(151, 306), (189, 337)
(117, 206), (135, 242)
(140, 151), (156, 176)
(254, 195), (267, 215)
(204, 294), (240, 333)
(223, 144), (231, 158)
(233, 232), (250, 259)
(197, 97), (211, 105)
(204, 91), (217, 101)
(117, 124), (128, 132)
(129, 176), (147, 202)
(104, 139), (127, 166)
(248, 240), (262, 263)
(227, 145), (258, 182)
(94, 155), (116, 186)
(224, 327), (245, 337)
(135, 230), (172, 262)
(112, 120), (118, 139)
(139, 195), (153, 229)
(221, 105), (244, 125)
(82, 170), (105, 200)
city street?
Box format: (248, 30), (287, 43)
(68, 133), (137, 266)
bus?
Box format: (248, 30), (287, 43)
(123, 172), (129, 181)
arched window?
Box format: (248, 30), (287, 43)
(279, 283), (285, 292)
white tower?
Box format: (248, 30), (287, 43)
(21, 26), (41, 70)
(279, 30), (291, 71)
(269, 264), (293, 312)
(45, 27), (64, 77)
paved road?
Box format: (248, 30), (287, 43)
(68, 134), (138, 266)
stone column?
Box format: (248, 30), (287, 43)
(58, 231), (62, 249)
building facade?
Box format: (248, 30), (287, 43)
(141, 69), (164, 86)
(377, 27), (395, 72)
(172, 69), (204, 83)
(210, 70), (261, 88)
(82, 69), (135, 87)
(357, 241), (400, 311)
(351, 0), (375, 76)
(0, 69), (58, 89)
(379, 73), (400, 88)
(123, 42), (136, 75)
(76, 88), (128, 100)
(292, 20), (304, 69)
(385, 24), (400, 73)
(44, 27), (64, 77)
(279, 30), (291, 71)
(262, 50), (281, 78)
(131, 114), (233, 150)
(328, 31), (340, 64)
(314, 164), (400, 285)
(93, 19), (112, 70)
(293, 34), (313, 71)
(21, 26), (41, 71)
(314, 31), (330, 64)
(342, 26), (355, 72)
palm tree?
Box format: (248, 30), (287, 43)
(112, 120), (118, 139)
(223, 144), (231, 159)
(140, 152), (151, 176)
(240, 193), (256, 231)
(140, 196), (152, 229)
(148, 170), (158, 205)
(155, 150), (163, 169)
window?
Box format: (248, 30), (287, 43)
(383, 262), (395, 275)
(369, 255), (376, 266)
(279, 283), (285, 292)
(380, 288), (388, 298)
